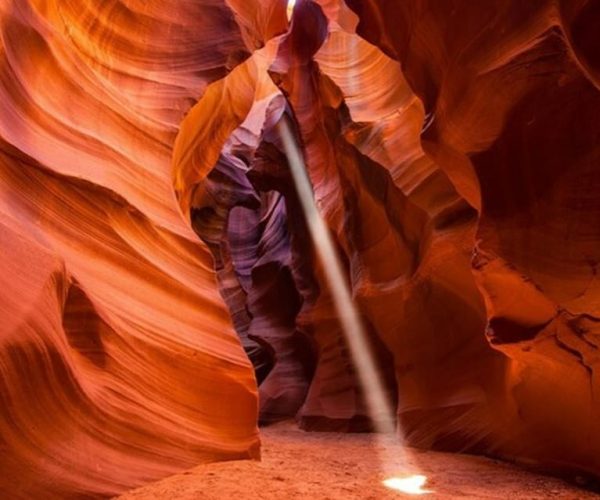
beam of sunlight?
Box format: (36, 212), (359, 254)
(276, 117), (395, 434)
(286, 0), (296, 21)
(276, 117), (432, 495)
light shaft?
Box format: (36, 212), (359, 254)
(276, 117), (395, 434)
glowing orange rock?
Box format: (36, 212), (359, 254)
(2, 0), (600, 497)
(0, 0), (260, 497)
(346, 0), (600, 476)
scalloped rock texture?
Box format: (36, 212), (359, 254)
(1, 0), (599, 497)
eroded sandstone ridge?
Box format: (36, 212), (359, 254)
(0, 1), (264, 497)
(1, 0), (599, 497)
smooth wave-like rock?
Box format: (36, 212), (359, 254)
(347, 0), (600, 475)
(0, 0), (262, 497)
(175, 0), (600, 477)
(2, 0), (600, 496)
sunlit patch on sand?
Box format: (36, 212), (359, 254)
(383, 475), (433, 495)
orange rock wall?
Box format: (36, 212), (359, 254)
(2, 0), (599, 496)
(346, 0), (600, 475)
(175, 0), (600, 478)
(0, 1), (265, 497)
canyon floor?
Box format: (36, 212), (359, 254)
(118, 421), (599, 499)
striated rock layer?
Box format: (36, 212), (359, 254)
(174, 0), (600, 480)
(1, 0), (600, 496)
(0, 0), (270, 497)
(345, 0), (600, 476)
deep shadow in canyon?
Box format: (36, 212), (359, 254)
(1, 0), (600, 498)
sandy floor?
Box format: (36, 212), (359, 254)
(118, 421), (599, 499)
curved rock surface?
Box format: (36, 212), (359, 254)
(174, 0), (600, 478)
(2, 0), (600, 497)
(346, 0), (600, 475)
(0, 1), (264, 497)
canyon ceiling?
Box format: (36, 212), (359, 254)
(1, 0), (599, 497)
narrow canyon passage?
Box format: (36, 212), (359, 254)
(1, 0), (600, 498)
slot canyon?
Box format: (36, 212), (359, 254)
(1, 0), (600, 498)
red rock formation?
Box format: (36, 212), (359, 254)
(347, 0), (600, 476)
(2, 0), (600, 496)
(175, 0), (600, 477)
(0, 1), (262, 497)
